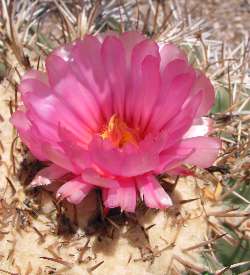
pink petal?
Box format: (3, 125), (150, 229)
(160, 59), (189, 91)
(58, 126), (91, 171)
(136, 175), (172, 209)
(144, 59), (189, 134)
(180, 136), (221, 168)
(54, 71), (103, 132)
(70, 35), (112, 120)
(43, 143), (77, 173)
(22, 84), (91, 143)
(18, 79), (61, 143)
(131, 39), (160, 74)
(126, 39), (159, 122)
(101, 36), (126, 118)
(103, 178), (137, 212)
(30, 164), (69, 187)
(119, 31), (146, 70)
(159, 43), (187, 71)
(47, 36), (112, 122)
(26, 110), (59, 143)
(156, 145), (194, 173)
(132, 55), (161, 131)
(162, 91), (204, 148)
(81, 168), (119, 188)
(148, 71), (196, 132)
(10, 111), (47, 160)
(56, 177), (94, 204)
(23, 95), (60, 143)
(46, 54), (68, 87)
(118, 178), (137, 212)
(89, 136), (160, 177)
(19, 78), (50, 99)
(191, 71), (215, 117)
(102, 188), (119, 209)
(184, 117), (213, 138)
(58, 124), (89, 148)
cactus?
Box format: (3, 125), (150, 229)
(0, 1), (249, 274)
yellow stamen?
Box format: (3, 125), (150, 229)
(100, 114), (138, 148)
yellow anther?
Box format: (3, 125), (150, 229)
(100, 114), (138, 148)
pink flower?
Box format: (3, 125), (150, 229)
(11, 32), (220, 212)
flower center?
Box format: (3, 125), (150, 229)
(100, 114), (138, 148)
